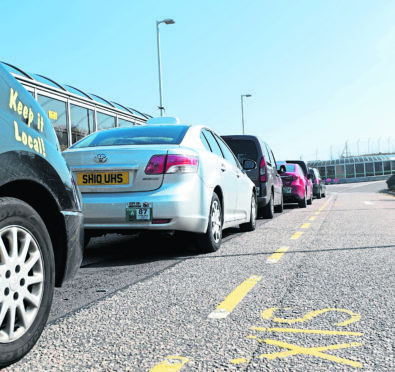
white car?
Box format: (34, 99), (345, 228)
(63, 120), (257, 252)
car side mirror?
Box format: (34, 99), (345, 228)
(278, 165), (286, 174)
(307, 173), (313, 180)
(243, 159), (257, 171)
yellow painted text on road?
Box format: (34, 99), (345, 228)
(150, 356), (189, 372)
(208, 276), (262, 319)
(266, 247), (289, 263)
(290, 231), (303, 240)
(250, 326), (363, 336)
(258, 339), (362, 368)
(261, 308), (361, 326)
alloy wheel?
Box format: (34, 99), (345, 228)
(0, 226), (44, 343)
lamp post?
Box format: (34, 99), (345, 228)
(241, 94), (251, 135)
(156, 18), (175, 116)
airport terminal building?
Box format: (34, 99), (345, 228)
(308, 154), (395, 183)
(1, 61), (151, 151)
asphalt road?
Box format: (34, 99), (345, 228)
(5, 180), (394, 371)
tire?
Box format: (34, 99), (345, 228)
(274, 192), (284, 213)
(240, 194), (257, 232)
(298, 189), (307, 208)
(317, 187), (322, 199)
(307, 189), (313, 205)
(263, 191), (275, 219)
(0, 197), (55, 369)
(197, 193), (222, 253)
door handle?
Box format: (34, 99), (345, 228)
(221, 164), (226, 172)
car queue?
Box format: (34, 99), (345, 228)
(63, 119), (325, 254)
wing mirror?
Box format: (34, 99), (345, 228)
(278, 165), (286, 174)
(243, 159), (257, 170)
(307, 173), (313, 180)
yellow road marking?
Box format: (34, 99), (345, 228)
(266, 247), (289, 263)
(250, 326), (363, 336)
(208, 276), (262, 319)
(290, 231), (303, 240)
(301, 223), (310, 229)
(315, 211), (320, 215)
(230, 357), (251, 365)
(261, 308), (361, 326)
(318, 202), (329, 211)
(309, 216), (316, 221)
(150, 356), (189, 371)
(258, 339), (362, 368)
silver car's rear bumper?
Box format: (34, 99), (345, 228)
(82, 176), (211, 233)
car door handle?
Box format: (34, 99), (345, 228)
(221, 164), (226, 172)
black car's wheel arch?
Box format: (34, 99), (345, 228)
(0, 180), (66, 287)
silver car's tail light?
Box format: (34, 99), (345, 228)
(145, 154), (198, 175)
(145, 155), (166, 174)
(166, 155), (198, 174)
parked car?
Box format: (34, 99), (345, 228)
(278, 161), (313, 208)
(285, 160), (313, 205)
(63, 120), (257, 253)
(308, 167), (326, 198)
(221, 135), (283, 218)
(0, 65), (84, 368)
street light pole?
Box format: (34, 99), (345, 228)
(240, 94), (251, 135)
(156, 19), (175, 117)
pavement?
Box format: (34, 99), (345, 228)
(5, 181), (394, 372)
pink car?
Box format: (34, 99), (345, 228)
(278, 161), (313, 208)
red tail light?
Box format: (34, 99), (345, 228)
(260, 157), (267, 182)
(145, 154), (198, 174)
(145, 155), (166, 174)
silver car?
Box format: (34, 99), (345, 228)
(62, 121), (257, 252)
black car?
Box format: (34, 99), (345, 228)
(222, 135), (283, 218)
(0, 65), (84, 368)
(308, 167), (326, 199)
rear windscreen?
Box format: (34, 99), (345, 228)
(222, 139), (258, 163)
(71, 125), (190, 148)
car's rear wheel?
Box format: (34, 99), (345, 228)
(240, 194), (257, 232)
(298, 189), (307, 208)
(262, 191), (275, 219)
(197, 193), (222, 253)
(317, 188), (322, 199)
(0, 197), (55, 369)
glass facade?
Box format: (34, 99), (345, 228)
(1, 61), (151, 151)
(37, 94), (68, 150)
(118, 118), (135, 127)
(97, 112), (116, 131)
(308, 155), (395, 182)
(70, 104), (94, 144)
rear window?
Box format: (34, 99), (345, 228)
(222, 139), (258, 163)
(70, 125), (189, 148)
(285, 164), (295, 172)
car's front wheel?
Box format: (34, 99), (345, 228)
(197, 193), (222, 253)
(0, 197), (55, 369)
(262, 191), (275, 219)
(240, 193), (257, 232)
(307, 189), (313, 205)
(274, 192), (284, 213)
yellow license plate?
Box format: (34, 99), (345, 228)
(77, 172), (129, 185)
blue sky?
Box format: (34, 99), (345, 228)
(1, 0), (394, 160)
